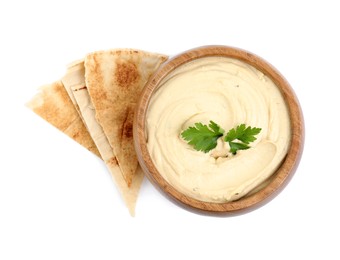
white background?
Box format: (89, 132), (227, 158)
(1, 0), (339, 259)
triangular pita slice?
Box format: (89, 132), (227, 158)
(85, 49), (168, 186)
(26, 81), (100, 158)
(72, 86), (143, 216)
(66, 61), (143, 215)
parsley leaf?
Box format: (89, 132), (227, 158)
(181, 121), (224, 153)
(224, 124), (261, 154)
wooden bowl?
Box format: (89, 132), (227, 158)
(133, 45), (304, 215)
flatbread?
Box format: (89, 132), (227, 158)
(84, 49), (168, 186)
(26, 81), (100, 158)
(67, 61), (143, 215)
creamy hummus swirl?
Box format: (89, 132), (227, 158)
(146, 57), (291, 202)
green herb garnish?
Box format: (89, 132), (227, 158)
(181, 121), (261, 155)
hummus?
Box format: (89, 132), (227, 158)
(146, 56), (291, 203)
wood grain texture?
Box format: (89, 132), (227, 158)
(133, 45), (304, 215)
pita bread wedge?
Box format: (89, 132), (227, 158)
(26, 81), (100, 158)
(65, 60), (143, 215)
(71, 85), (143, 216)
(85, 49), (168, 187)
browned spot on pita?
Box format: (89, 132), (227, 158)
(108, 156), (119, 166)
(123, 121), (133, 139)
(115, 60), (140, 88)
(120, 107), (134, 142)
(73, 86), (87, 92)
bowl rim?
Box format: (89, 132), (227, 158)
(133, 45), (304, 215)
